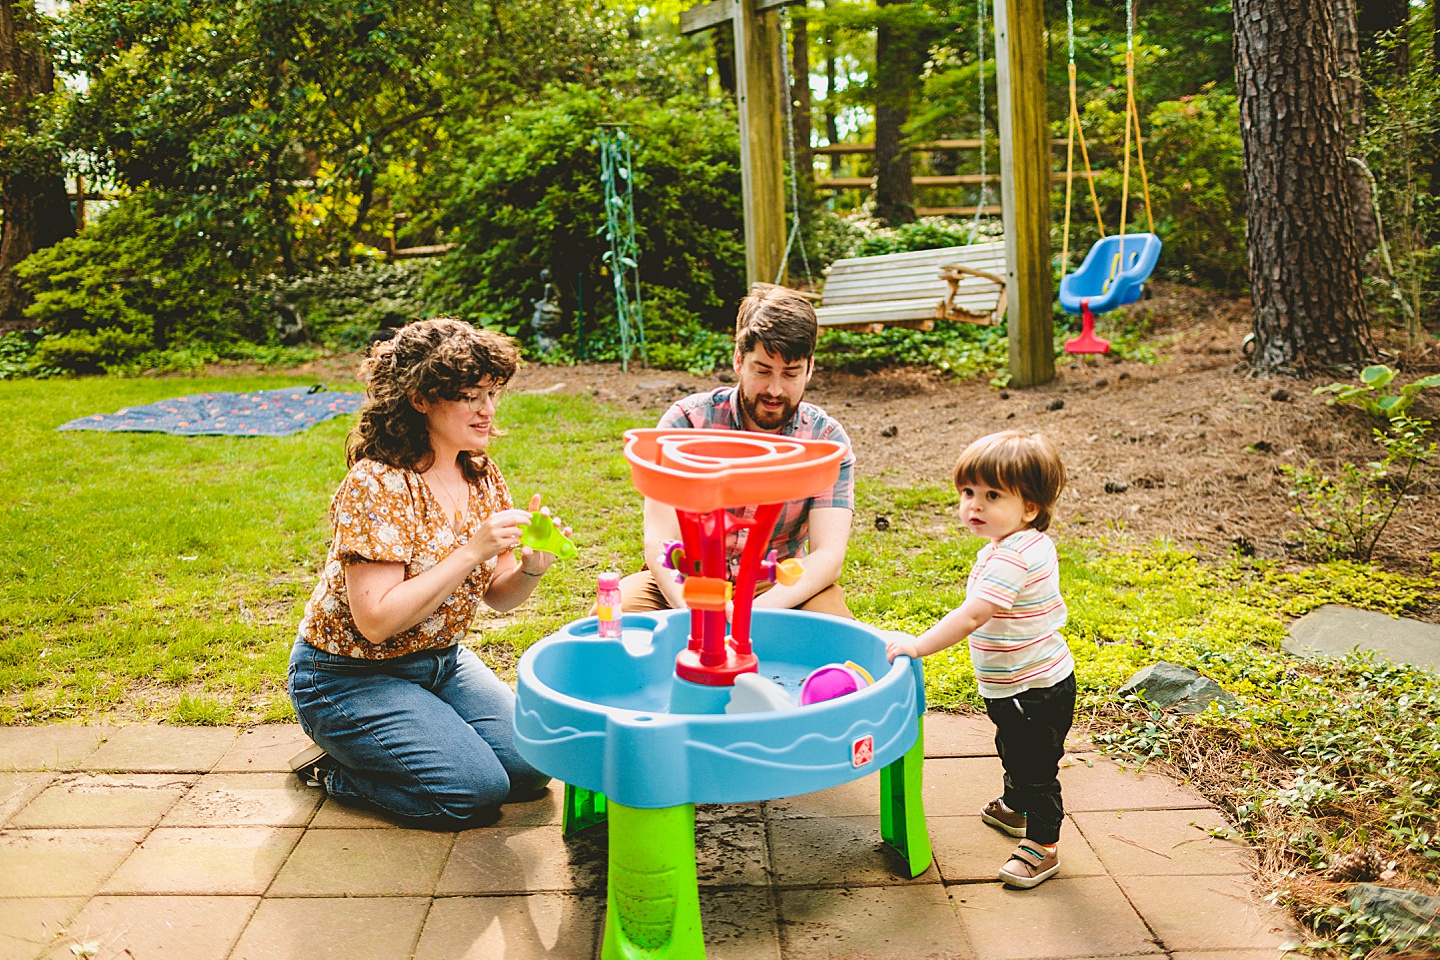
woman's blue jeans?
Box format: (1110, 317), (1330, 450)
(288, 639), (549, 828)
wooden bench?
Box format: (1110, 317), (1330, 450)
(813, 241), (1008, 333)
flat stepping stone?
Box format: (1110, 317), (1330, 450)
(1284, 604), (1440, 671)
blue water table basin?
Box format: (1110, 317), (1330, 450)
(513, 428), (932, 959)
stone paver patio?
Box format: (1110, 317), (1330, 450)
(0, 717), (1300, 960)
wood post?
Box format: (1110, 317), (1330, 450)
(994, 0), (1054, 387)
(733, 0), (787, 286)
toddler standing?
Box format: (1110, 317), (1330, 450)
(886, 430), (1073, 888)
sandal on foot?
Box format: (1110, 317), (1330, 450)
(980, 798), (1028, 837)
(287, 743), (334, 788)
(998, 842), (1059, 889)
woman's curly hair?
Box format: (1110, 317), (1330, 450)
(347, 318), (521, 481)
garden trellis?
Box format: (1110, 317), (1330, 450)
(598, 124), (647, 371)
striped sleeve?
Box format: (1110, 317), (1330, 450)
(969, 542), (1029, 610)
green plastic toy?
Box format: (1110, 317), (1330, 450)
(520, 512), (577, 560)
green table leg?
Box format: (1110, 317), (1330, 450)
(880, 714), (932, 878)
(601, 802), (705, 960)
(563, 783), (608, 835)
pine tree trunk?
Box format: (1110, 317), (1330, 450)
(0, 0), (75, 325)
(1236, 0), (1373, 372)
(1333, 0), (1377, 258)
(823, 3), (839, 175)
(790, 12), (813, 199)
(873, 0), (916, 225)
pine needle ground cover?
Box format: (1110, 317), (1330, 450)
(2, 378), (1437, 953)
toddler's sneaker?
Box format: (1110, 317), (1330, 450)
(998, 842), (1060, 889)
(980, 798), (1027, 837)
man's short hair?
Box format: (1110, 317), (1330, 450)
(734, 283), (818, 364)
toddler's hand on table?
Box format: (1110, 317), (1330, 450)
(885, 638), (920, 662)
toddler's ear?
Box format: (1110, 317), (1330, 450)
(1023, 501), (1041, 525)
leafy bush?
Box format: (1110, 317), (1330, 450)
(256, 259), (440, 351)
(1315, 364), (1440, 420)
(849, 217), (992, 258)
(429, 84), (746, 363)
(0, 329), (47, 380)
(14, 192), (259, 368)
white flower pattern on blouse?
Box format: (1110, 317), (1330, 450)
(296, 458), (512, 659)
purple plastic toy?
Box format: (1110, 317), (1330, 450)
(799, 661), (876, 706)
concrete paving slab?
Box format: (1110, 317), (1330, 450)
(925, 713), (999, 757)
(227, 896), (429, 960)
(0, 726), (112, 772)
(308, 796), (403, 828)
(698, 801), (765, 823)
(39, 895), (256, 960)
(930, 814), (1107, 883)
(1116, 876), (1300, 952)
(701, 888), (782, 960)
(922, 756), (1007, 817)
(76, 725), (238, 773)
(0, 828), (146, 897)
(1172, 952), (1304, 960)
(1285, 604), (1440, 671)
(0, 772), (52, 826)
(212, 725), (313, 773)
(267, 828), (453, 897)
(159, 772), (323, 827)
(413, 894), (604, 960)
(0, 897), (85, 960)
(101, 826), (302, 895)
(1072, 808), (1254, 876)
(696, 816), (771, 887)
(497, 783), (564, 828)
(763, 774), (879, 819)
(768, 815), (937, 887)
(438, 825), (607, 896)
(9, 773), (194, 828)
(778, 883), (972, 960)
(1059, 753), (1210, 812)
(952, 876), (1161, 960)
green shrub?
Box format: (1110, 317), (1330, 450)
(849, 217), (989, 258)
(14, 192), (259, 367)
(256, 259), (440, 351)
(31, 328), (153, 374)
(429, 84), (745, 363)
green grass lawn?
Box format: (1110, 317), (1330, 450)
(3, 374), (1440, 950)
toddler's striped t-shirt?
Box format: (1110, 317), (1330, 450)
(965, 528), (1072, 699)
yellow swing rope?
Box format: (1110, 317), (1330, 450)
(1060, 0), (1105, 276)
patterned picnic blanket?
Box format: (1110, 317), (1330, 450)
(58, 386), (364, 437)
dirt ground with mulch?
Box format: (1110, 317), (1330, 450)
(291, 281), (1440, 613)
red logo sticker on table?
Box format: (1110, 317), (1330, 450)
(851, 735), (874, 768)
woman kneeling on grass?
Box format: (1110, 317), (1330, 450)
(287, 318), (556, 828)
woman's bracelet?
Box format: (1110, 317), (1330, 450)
(520, 568), (544, 578)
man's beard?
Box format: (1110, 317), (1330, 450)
(737, 382), (802, 431)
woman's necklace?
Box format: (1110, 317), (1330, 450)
(427, 471), (469, 531)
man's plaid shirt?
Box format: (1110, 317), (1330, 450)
(657, 387), (855, 575)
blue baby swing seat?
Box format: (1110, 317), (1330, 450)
(1058, 233), (1162, 353)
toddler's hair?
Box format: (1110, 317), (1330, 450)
(953, 430), (1066, 531)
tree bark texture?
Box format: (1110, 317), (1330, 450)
(0, 0), (75, 325)
(1332, 0), (1377, 257)
(790, 11), (813, 197)
(823, 3), (840, 174)
(1356, 0), (1409, 74)
(1235, 0), (1373, 372)
(873, 0), (917, 225)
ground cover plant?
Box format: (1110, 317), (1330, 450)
(3, 369), (1439, 954)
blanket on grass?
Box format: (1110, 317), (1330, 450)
(58, 386), (364, 437)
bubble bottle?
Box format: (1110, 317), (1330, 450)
(596, 572), (623, 639)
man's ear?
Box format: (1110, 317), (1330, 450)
(733, 348), (744, 375)
(804, 356), (816, 386)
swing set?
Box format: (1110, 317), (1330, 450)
(1056, 0), (1163, 354)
